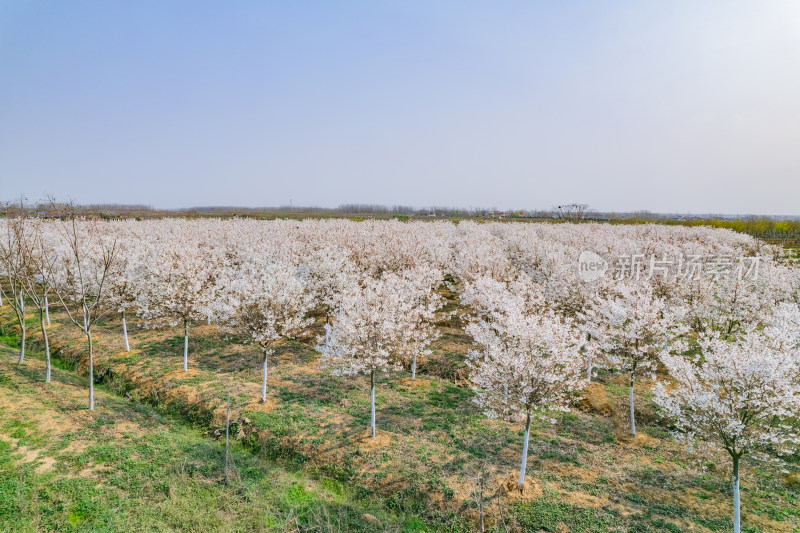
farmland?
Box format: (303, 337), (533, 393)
(1, 218), (799, 532)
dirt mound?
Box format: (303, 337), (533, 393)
(355, 429), (391, 450)
(618, 432), (658, 448)
(399, 377), (431, 389)
(246, 397), (277, 412)
(578, 383), (613, 416)
(501, 473), (543, 500)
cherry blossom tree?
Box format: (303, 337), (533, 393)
(464, 275), (587, 489)
(589, 282), (686, 436)
(219, 258), (314, 402)
(137, 236), (218, 372)
(107, 233), (148, 352)
(301, 245), (359, 344)
(655, 325), (800, 533)
(394, 266), (444, 381)
(318, 273), (407, 437)
(763, 302), (800, 362)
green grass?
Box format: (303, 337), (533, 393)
(508, 499), (625, 532)
(0, 366), (441, 532)
(2, 305), (799, 533)
(0, 434), (409, 532)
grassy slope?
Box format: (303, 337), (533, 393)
(1, 302), (799, 533)
(0, 341), (440, 532)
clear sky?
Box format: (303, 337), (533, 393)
(1, 1), (799, 214)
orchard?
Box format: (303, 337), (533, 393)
(2, 216), (799, 532)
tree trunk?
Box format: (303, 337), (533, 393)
(732, 454), (741, 533)
(45, 295), (50, 325)
(122, 312), (130, 352)
(183, 319), (189, 372)
(586, 333), (592, 382)
(411, 347), (417, 381)
(629, 379), (636, 436)
(87, 331), (94, 411)
(40, 312), (51, 383)
(518, 411), (532, 488)
(261, 347), (269, 403)
(224, 391), (230, 485)
(17, 320), (26, 364)
(479, 496), (485, 533)
(17, 293), (25, 364)
(370, 368), (376, 438)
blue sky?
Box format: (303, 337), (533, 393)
(1, 1), (799, 214)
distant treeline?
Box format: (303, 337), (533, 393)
(3, 200), (799, 244)
(610, 217), (800, 244)
(2, 202), (546, 221)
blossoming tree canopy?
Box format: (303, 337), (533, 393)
(655, 324), (800, 533)
(218, 257), (314, 403)
(136, 233), (220, 372)
(590, 281), (687, 435)
(392, 266), (445, 381)
(317, 272), (409, 438)
(464, 275), (588, 488)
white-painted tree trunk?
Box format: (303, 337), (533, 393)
(87, 331), (94, 411)
(122, 312), (130, 352)
(16, 293), (26, 363)
(41, 313), (51, 383)
(629, 383), (636, 436)
(224, 391), (230, 485)
(518, 411), (532, 487)
(370, 369), (376, 438)
(411, 347), (418, 380)
(45, 295), (50, 325)
(17, 320), (26, 364)
(732, 455), (741, 533)
(183, 319), (189, 372)
(261, 347), (269, 403)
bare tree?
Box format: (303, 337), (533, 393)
(20, 220), (57, 382)
(465, 460), (489, 533)
(552, 203), (592, 222)
(0, 214), (33, 363)
(48, 212), (119, 410)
